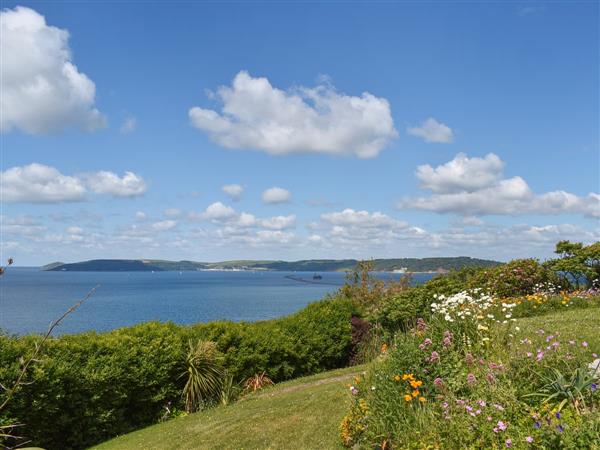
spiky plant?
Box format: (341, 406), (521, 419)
(181, 340), (224, 413)
(243, 371), (274, 394)
(219, 371), (242, 406)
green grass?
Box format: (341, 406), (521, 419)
(92, 365), (366, 450)
(514, 305), (600, 349)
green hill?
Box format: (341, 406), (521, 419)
(42, 257), (500, 272)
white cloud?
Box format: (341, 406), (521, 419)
(1, 163), (87, 203)
(135, 211), (147, 221)
(120, 116), (137, 134)
(189, 71), (397, 158)
(201, 202), (237, 221)
(407, 118), (454, 143)
(222, 184), (244, 201)
(85, 171), (148, 197)
(0, 6), (105, 134)
(151, 220), (177, 232)
(416, 153), (504, 193)
(401, 153), (600, 218)
(262, 187), (292, 204)
(1, 163), (147, 203)
(259, 215), (296, 230)
(322, 208), (407, 229)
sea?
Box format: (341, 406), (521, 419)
(0, 267), (436, 335)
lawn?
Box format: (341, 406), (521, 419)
(92, 364), (366, 450)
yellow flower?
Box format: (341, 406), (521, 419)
(412, 390), (419, 397)
(394, 375), (401, 382)
(404, 394), (412, 401)
(419, 397), (427, 402)
(409, 380), (423, 389)
(381, 343), (388, 354)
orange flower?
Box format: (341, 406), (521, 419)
(409, 380), (423, 389)
(394, 375), (401, 382)
(404, 394), (412, 401)
(419, 397), (427, 403)
(381, 343), (388, 354)
(412, 390), (419, 397)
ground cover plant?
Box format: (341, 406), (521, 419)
(341, 296), (600, 449)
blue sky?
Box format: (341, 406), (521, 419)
(1, 1), (598, 265)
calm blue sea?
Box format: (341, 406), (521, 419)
(0, 268), (435, 335)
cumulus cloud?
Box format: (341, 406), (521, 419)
(1, 163), (147, 203)
(400, 153), (600, 218)
(416, 153), (504, 193)
(189, 71), (397, 158)
(84, 171), (148, 197)
(262, 187), (292, 204)
(201, 202), (237, 221)
(120, 116), (137, 134)
(222, 184), (244, 201)
(407, 118), (454, 143)
(135, 211), (147, 221)
(0, 6), (105, 134)
(259, 215), (296, 230)
(322, 208), (408, 229)
(1, 163), (87, 203)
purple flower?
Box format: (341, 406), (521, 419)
(534, 421), (541, 429)
(557, 424), (564, 433)
(497, 420), (507, 431)
(591, 383), (597, 392)
(506, 439), (512, 448)
(536, 351), (544, 362)
(478, 400), (486, 407)
(429, 351), (440, 363)
(526, 436), (533, 443)
(555, 412), (561, 419)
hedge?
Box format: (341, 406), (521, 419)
(0, 297), (356, 449)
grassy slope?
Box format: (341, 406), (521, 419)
(93, 365), (366, 450)
(93, 307), (599, 450)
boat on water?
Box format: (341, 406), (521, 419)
(312, 273), (322, 280)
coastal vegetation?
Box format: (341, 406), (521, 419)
(41, 256), (500, 273)
(0, 240), (598, 449)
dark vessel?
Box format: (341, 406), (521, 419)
(312, 273), (322, 280)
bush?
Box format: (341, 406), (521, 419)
(467, 259), (560, 298)
(0, 297), (355, 450)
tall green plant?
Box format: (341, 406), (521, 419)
(182, 340), (224, 413)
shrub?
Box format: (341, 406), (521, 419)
(0, 297), (355, 449)
(467, 259), (559, 298)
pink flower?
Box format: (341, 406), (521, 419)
(526, 436), (534, 443)
(478, 400), (486, 407)
(506, 438), (513, 448)
(434, 377), (444, 388)
(536, 351), (544, 362)
(583, 341), (589, 348)
(429, 351), (440, 363)
(497, 420), (507, 431)
(467, 373), (477, 385)
(526, 352), (533, 357)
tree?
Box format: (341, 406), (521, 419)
(546, 241), (600, 288)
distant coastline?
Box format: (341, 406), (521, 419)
(41, 257), (501, 273)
